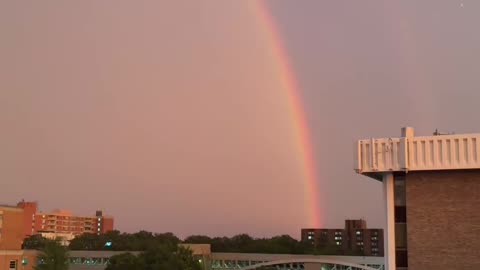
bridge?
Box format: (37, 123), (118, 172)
(209, 253), (384, 270)
(62, 249), (384, 270)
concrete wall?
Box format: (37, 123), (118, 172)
(406, 170), (480, 270)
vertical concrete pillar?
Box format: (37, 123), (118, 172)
(383, 172), (396, 270)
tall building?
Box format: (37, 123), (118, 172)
(0, 205), (25, 250)
(16, 201), (38, 237)
(355, 127), (480, 270)
(301, 219), (384, 256)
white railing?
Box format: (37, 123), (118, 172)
(355, 133), (480, 173)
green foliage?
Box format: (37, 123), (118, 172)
(105, 253), (141, 270)
(69, 230), (361, 256)
(106, 245), (201, 270)
(34, 240), (69, 270)
(184, 234), (312, 254)
(22, 234), (49, 250)
(69, 230), (180, 251)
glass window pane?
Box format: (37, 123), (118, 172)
(395, 223), (407, 249)
(394, 177), (406, 206)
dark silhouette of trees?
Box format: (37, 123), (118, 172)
(67, 231), (356, 256)
(34, 240), (69, 270)
(22, 234), (49, 250)
(105, 253), (140, 270)
(69, 230), (179, 251)
(106, 245), (201, 270)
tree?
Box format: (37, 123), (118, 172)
(34, 240), (69, 270)
(183, 235), (212, 244)
(69, 231), (181, 251)
(22, 234), (49, 250)
(105, 253), (141, 270)
(69, 233), (103, 250)
(106, 245), (202, 270)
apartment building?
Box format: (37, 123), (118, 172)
(34, 209), (113, 235)
(301, 219), (384, 256)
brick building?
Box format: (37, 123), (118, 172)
(16, 201), (37, 237)
(33, 209), (113, 235)
(301, 219), (384, 256)
(14, 201), (114, 238)
(0, 205), (26, 250)
(0, 202), (114, 270)
(355, 127), (480, 270)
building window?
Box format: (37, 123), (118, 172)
(9, 260), (17, 269)
(394, 176), (406, 206)
(336, 241), (341, 245)
(307, 235), (313, 240)
(396, 250), (408, 268)
(395, 223), (407, 249)
(371, 236), (377, 240)
(395, 206), (407, 223)
(356, 231), (361, 235)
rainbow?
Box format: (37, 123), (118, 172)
(249, 1), (321, 227)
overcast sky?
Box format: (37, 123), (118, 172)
(1, 1), (479, 238)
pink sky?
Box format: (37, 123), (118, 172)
(2, 1), (480, 238)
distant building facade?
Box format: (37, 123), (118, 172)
(0, 205), (26, 250)
(16, 201), (38, 237)
(0, 200), (115, 247)
(33, 209), (114, 236)
(301, 219), (384, 257)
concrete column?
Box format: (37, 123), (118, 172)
(383, 173), (396, 270)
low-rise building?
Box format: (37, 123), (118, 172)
(301, 219), (384, 256)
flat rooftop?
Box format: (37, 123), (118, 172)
(354, 127), (480, 180)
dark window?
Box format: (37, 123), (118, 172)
(395, 223), (407, 249)
(394, 176), (406, 206)
(395, 206), (407, 223)
(396, 250), (408, 268)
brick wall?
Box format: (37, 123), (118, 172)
(0, 251), (36, 270)
(0, 208), (25, 250)
(406, 170), (480, 270)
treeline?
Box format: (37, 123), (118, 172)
(25, 236), (202, 270)
(184, 234), (309, 254)
(66, 231), (311, 254)
(23, 230), (361, 256)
